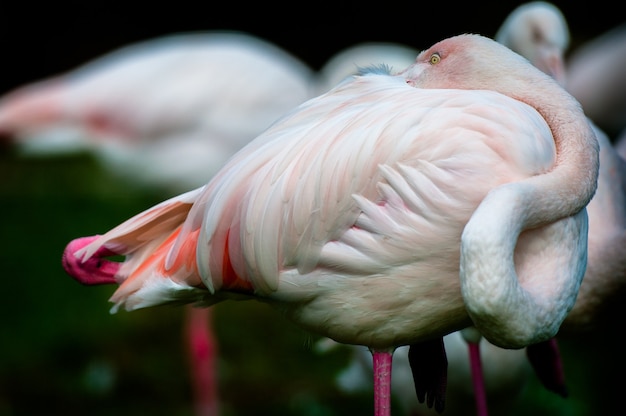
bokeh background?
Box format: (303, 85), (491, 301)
(1, 1), (624, 415)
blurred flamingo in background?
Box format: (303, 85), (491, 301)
(316, 42), (418, 93)
(61, 34), (598, 416)
(494, 1), (570, 86)
(0, 31), (316, 192)
(566, 23), (626, 140)
(567, 22), (626, 171)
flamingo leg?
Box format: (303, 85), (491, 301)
(408, 338), (447, 413)
(526, 337), (568, 397)
(372, 349), (394, 416)
(185, 306), (219, 416)
(467, 340), (489, 416)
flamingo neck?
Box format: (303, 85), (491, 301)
(460, 83), (599, 348)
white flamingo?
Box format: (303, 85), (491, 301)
(0, 30), (316, 192)
(494, 1), (569, 86)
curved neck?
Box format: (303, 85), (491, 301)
(460, 83), (599, 348)
(515, 84), (599, 226)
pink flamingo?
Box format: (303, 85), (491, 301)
(495, 1), (570, 86)
(566, 23), (626, 139)
(0, 31), (315, 192)
(61, 34), (598, 416)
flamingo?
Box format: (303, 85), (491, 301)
(494, 1), (569, 86)
(61, 34), (599, 416)
(0, 30), (316, 192)
(401, 7), (579, 410)
(566, 23), (626, 139)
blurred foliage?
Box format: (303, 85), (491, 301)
(1, 150), (623, 416)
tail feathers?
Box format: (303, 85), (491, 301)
(67, 188), (208, 311)
(65, 186), (260, 312)
(111, 277), (209, 313)
(75, 189), (200, 261)
(109, 226), (207, 312)
(106, 222), (257, 312)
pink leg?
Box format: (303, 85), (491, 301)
(467, 341), (489, 416)
(185, 306), (219, 416)
(526, 337), (568, 397)
(372, 349), (394, 416)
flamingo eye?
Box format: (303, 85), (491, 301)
(429, 53), (441, 65)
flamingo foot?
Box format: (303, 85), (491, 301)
(372, 349), (394, 416)
(62, 235), (120, 285)
(526, 337), (568, 397)
(408, 338), (447, 413)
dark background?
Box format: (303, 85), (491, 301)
(0, 1), (624, 94)
(1, 1), (624, 416)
